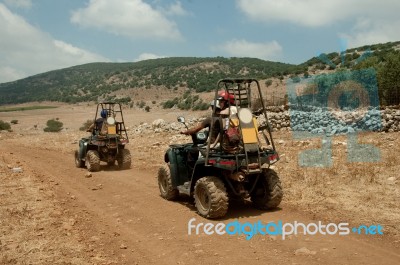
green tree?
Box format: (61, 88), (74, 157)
(378, 52), (400, 105)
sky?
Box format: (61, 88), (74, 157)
(0, 0), (399, 84)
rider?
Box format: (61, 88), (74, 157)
(87, 109), (108, 134)
(218, 91), (235, 105)
(180, 96), (227, 145)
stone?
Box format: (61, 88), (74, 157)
(120, 244), (128, 249)
(387, 177), (396, 184)
(294, 247), (317, 256)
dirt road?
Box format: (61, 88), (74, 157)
(1, 104), (399, 264)
(1, 139), (399, 265)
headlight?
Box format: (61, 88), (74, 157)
(197, 132), (207, 140)
(238, 108), (253, 124)
(107, 117), (115, 125)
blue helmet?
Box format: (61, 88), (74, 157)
(100, 109), (108, 118)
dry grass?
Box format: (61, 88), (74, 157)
(275, 131), (400, 236)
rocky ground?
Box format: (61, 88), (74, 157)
(0, 103), (399, 264)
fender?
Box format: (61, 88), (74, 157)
(78, 139), (89, 160)
(164, 149), (179, 187)
(189, 158), (218, 194)
(165, 147), (192, 187)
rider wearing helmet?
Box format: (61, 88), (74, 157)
(218, 91), (235, 105)
(100, 109), (108, 119)
(87, 109), (108, 134)
(181, 97), (227, 144)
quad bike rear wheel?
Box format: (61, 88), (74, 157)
(158, 164), (179, 200)
(251, 169), (283, 210)
(86, 150), (100, 172)
(74, 150), (85, 168)
(194, 176), (228, 219)
(117, 149), (131, 170)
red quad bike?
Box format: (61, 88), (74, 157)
(158, 78), (282, 219)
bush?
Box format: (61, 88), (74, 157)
(145, 106), (150, 112)
(0, 120), (11, 131)
(10, 120), (18, 124)
(44, 119), (63, 132)
(163, 97), (179, 109)
(79, 119), (93, 131)
(378, 52), (400, 105)
(195, 102), (209, 110)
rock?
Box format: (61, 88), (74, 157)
(11, 167), (23, 173)
(152, 119), (166, 129)
(294, 247), (317, 256)
(387, 177), (396, 184)
(120, 244), (128, 249)
(90, 236), (100, 242)
(347, 126), (355, 133)
(68, 218), (76, 226)
(85, 172), (92, 178)
(62, 222), (73, 231)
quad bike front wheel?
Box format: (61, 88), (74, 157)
(117, 149), (131, 170)
(158, 164), (179, 200)
(194, 176), (228, 219)
(74, 150), (85, 168)
(86, 150), (100, 172)
(251, 169), (283, 210)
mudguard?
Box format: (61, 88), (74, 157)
(78, 138), (89, 160)
(164, 147), (190, 187)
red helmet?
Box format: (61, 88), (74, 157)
(218, 91), (235, 104)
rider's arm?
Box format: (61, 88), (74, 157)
(181, 117), (211, 135)
(181, 123), (204, 135)
(87, 122), (95, 132)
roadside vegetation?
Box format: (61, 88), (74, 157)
(0, 106), (58, 112)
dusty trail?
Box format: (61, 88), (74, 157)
(2, 141), (399, 265)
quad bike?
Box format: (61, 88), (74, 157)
(158, 78), (282, 219)
(75, 102), (131, 172)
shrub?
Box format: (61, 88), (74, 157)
(10, 120), (18, 124)
(44, 119), (63, 132)
(163, 97), (179, 109)
(0, 120), (11, 131)
(195, 102), (209, 110)
(79, 119), (93, 131)
(144, 106), (150, 112)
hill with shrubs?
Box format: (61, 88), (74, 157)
(0, 41), (399, 106)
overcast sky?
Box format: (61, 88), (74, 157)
(0, 0), (399, 83)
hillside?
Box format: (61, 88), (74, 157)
(0, 41), (400, 106)
(0, 57), (300, 105)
